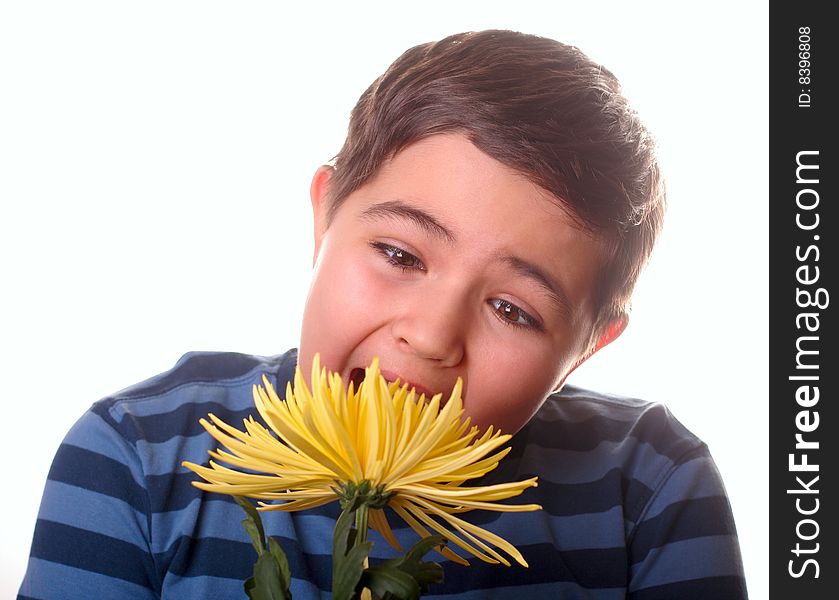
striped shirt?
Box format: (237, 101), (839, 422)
(19, 349), (748, 599)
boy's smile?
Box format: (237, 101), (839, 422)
(299, 133), (607, 434)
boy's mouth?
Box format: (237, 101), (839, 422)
(348, 367), (436, 399)
(350, 368), (365, 390)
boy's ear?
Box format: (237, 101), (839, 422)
(588, 314), (628, 356)
(310, 165), (334, 262)
(554, 314), (628, 391)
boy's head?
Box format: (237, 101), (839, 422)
(299, 30), (665, 434)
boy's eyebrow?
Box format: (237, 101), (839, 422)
(498, 254), (572, 318)
(358, 200), (456, 243)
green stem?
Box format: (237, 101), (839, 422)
(354, 503), (369, 545)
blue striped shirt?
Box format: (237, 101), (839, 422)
(19, 350), (748, 598)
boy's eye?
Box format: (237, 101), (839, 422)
(489, 298), (543, 332)
(370, 242), (426, 271)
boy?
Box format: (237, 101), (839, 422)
(19, 30), (748, 598)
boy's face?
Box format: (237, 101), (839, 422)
(299, 134), (607, 434)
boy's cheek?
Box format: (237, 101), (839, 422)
(319, 262), (390, 321)
(303, 259), (393, 360)
(462, 385), (542, 435)
(462, 337), (575, 434)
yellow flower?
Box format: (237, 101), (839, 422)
(183, 355), (541, 567)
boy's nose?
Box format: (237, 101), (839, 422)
(390, 291), (467, 367)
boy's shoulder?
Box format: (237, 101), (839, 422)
(88, 349), (299, 441)
(535, 383), (705, 455)
(106, 349), (299, 401)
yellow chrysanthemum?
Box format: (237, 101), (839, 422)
(183, 355), (541, 567)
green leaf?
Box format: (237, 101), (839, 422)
(245, 550), (292, 600)
(235, 496), (267, 556)
(332, 507), (372, 600)
(401, 535), (446, 566)
(409, 562), (445, 591)
(268, 537), (292, 591)
(235, 496), (293, 600)
(333, 540), (373, 600)
(375, 535), (446, 594)
(333, 504), (354, 560)
(362, 565), (421, 600)
(242, 519), (266, 557)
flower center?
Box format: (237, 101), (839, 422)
(335, 479), (394, 511)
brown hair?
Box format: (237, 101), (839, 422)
(326, 30), (666, 349)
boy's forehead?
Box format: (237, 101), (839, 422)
(353, 134), (583, 224)
(368, 136), (600, 248)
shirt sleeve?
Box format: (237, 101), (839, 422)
(626, 447), (749, 600)
(18, 408), (160, 600)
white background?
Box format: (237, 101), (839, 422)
(0, 1), (767, 598)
